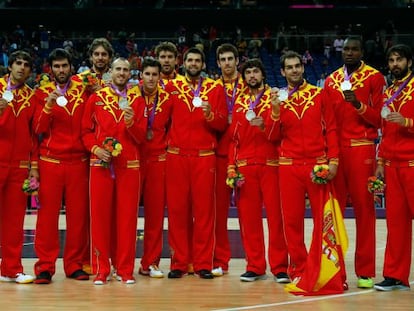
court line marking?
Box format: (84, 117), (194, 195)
(213, 281), (414, 311)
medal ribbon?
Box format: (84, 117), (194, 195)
(141, 86), (158, 130)
(279, 83), (300, 101)
(111, 84), (128, 99)
(343, 66), (353, 82)
(6, 76), (23, 92)
(249, 88), (266, 110)
(383, 73), (413, 107)
(159, 79), (166, 90)
(287, 84), (300, 98)
(55, 80), (71, 96)
(190, 77), (203, 98)
(223, 77), (239, 114)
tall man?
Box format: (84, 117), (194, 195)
(374, 44), (414, 292)
(78, 37), (114, 274)
(79, 37), (114, 92)
(212, 43), (246, 277)
(154, 41), (184, 84)
(32, 48), (90, 284)
(324, 36), (386, 289)
(82, 57), (147, 285)
(0, 50), (37, 284)
(228, 58), (289, 282)
(138, 58), (173, 278)
(166, 47), (227, 279)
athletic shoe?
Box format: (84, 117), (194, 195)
(274, 272), (290, 283)
(68, 269), (89, 281)
(93, 274), (110, 285)
(357, 277), (373, 289)
(149, 265), (164, 278)
(212, 267), (224, 277)
(0, 273), (35, 284)
(374, 277), (410, 291)
(196, 269), (214, 279)
(34, 271), (52, 284)
(240, 271), (267, 282)
(116, 274), (136, 284)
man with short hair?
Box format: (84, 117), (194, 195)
(32, 48), (91, 284)
(0, 50), (37, 284)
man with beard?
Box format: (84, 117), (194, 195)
(227, 58), (289, 282)
(374, 44), (414, 292)
(0, 50), (37, 284)
(165, 47), (227, 279)
(324, 36), (386, 289)
(79, 37), (114, 92)
(154, 41), (185, 86)
(82, 57), (147, 285)
(32, 48), (90, 284)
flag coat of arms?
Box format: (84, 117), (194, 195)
(286, 183), (348, 295)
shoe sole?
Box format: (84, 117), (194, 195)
(34, 279), (51, 285)
(274, 278), (290, 283)
(374, 285), (410, 291)
(240, 275), (267, 282)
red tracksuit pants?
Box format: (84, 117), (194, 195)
(382, 164), (414, 286)
(213, 155), (232, 271)
(237, 164), (288, 275)
(0, 166), (28, 277)
(166, 153), (215, 273)
(34, 159), (89, 276)
(279, 164), (325, 279)
(333, 145), (376, 278)
(89, 165), (140, 278)
(140, 158), (166, 271)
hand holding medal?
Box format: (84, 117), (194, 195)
(123, 106), (134, 124)
(119, 97), (129, 110)
(201, 101), (213, 119)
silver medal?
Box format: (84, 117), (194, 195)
(340, 80), (352, 91)
(119, 98), (129, 110)
(381, 106), (391, 119)
(102, 73), (111, 83)
(278, 89), (288, 102)
(192, 96), (202, 107)
(2, 90), (14, 102)
(245, 109), (256, 121)
(56, 96), (68, 107)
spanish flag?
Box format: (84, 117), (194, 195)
(285, 183), (348, 295)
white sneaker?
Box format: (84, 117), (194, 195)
(149, 265), (164, 278)
(115, 275), (136, 284)
(212, 267), (224, 277)
(0, 273), (35, 284)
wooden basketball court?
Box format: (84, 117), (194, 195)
(1, 216), (413, 310)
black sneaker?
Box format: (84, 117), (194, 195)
(274, 272), (290, 283)
(196, 269), (214, 279)
(168, 269), (185, 279)
(68, 269), (89, 281)
(34, 271), (52, 284)
(374, 277), (410, 291)
(240, 271), (267, 282)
